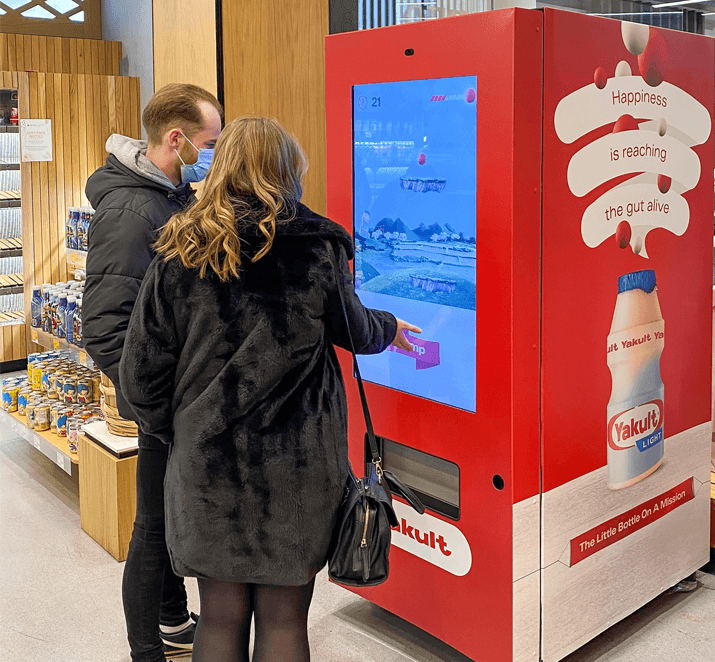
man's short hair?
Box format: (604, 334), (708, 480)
(142, 84), (224, 145)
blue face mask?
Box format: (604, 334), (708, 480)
(176, 132), (214, 184)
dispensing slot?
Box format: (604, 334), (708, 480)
(368, 435), (460, 520)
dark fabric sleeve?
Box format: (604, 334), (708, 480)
(118, 261), (180, 445)
(325, 242), (398, 355)
(83, 206), (158, 391)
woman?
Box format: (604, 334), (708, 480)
(119, 117), (420, 662)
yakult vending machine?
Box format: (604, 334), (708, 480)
(325, 8), (714, 662)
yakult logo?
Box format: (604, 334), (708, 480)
(390, 500), (472, 576)
(393, 519), (452, 555)
(608, 399), (663, 452)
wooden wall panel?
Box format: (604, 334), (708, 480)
(0, 35), (121, 76)
(0, 71), (140, 363)
(0, 324), (26, 362)
(222, 0), (330, 215)
(152, 0), (218, 96)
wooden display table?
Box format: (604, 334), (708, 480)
(78, 431), (138, 562)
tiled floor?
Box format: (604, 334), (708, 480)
(1, 388), (714, 661)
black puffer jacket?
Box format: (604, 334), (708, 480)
(84, 135), (195, 419)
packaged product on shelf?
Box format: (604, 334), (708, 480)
(63, 377), (77, 404)
(57, 409), (68, 437)
(51, 293), (60, 336)
(77, 375), (91, 404)
(77, 207), (92, 251)
(17, 389), (30, 415)
(31, 286), (42, 328)
(41, 287), (51, 333)
(2, 380), (19, 412)
(66, 296), (76, 345)
(54, 370), (68, 399)
(71, 208), (81, 251)
(67, 419), (80, 452)
(73, 298), (82, 347)
(50, 405), (60, 434)
(26, 402), (36, 428)
(47, 375), (58, 400)
(41, 368), (53, 394)
(31, 362), (44, 391)
(27, 353), (40, 379)
(66, 208), (77, 250)
(56, 294), (67, 339)
(35, 404), (50, 432)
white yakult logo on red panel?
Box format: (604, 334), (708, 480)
(390, 500), (472, 576)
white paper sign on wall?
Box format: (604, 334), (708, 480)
(20, 119), (52, 162)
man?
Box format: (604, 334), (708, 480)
(84, 84), (223, 662)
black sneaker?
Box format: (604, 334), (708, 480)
(161, 613), (198, 651)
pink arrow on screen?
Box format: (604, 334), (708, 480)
(388, 333), (441, 370)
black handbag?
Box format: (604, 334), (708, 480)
(328, 257), (425, 587)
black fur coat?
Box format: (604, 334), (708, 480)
(119, 202), (397, 585)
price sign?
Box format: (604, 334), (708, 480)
(31, 329), (38, 343)
(56, 451), (65, 472)
(79, 351), (87, 365)
(53, 339), (60, 350)
(33, 437), (41, 450)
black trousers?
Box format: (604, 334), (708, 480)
(122, 434), (190, 662)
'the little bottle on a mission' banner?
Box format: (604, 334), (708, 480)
(554, 21), (711, 260)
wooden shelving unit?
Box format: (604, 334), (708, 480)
(0, 406), (77, 475)
(0, 103), (23, 366)
(29, 326), (92, 366)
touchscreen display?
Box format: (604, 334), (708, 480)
(352, 76), (477, 412)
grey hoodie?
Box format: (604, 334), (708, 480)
(104, 133), (176, 190)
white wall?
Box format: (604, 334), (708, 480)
(102, 0), (154, 140)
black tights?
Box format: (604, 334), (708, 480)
(193, 577), (316, 662)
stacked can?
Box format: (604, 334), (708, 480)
(1, 377), (23, 412)
(8, 350), (103, 452)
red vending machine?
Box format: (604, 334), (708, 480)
(325, 9), (713, 662)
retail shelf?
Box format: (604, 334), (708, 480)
(0, 273), (23, 294)
(83, 419), (138, 458)
(0, 238), (22, 258)
(29, 327), (93, 368)
(0, 407), (77, 475)
(0, 312), (24, 326)
(0, 200), (21, 208)
(66, 248), (87, 269)
(0, 126), (19, 134)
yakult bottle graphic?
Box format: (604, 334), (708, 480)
(607, 270), (664, 489)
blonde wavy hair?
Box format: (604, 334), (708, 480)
(156, 116), (308, 281)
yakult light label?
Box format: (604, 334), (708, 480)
(607, 399), (663, 451)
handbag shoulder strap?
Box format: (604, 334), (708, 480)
(329, 242), (382, 471)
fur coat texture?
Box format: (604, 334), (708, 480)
(119, 201), (397, 585)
